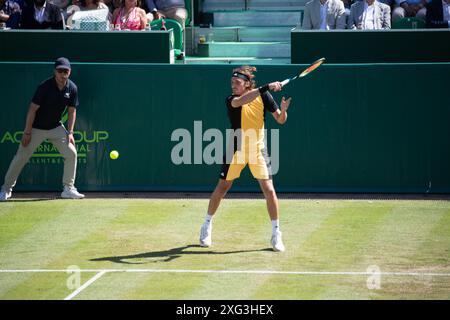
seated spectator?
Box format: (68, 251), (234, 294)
(302, 0), (347, 29)
(0, 0), (24, 28)
(112, 0), (146, 30)
(145, 0), (187, 28)
(71, 0), (110, 17)
(76, 0), (109, 10)
(66, 0), (111, 27)
(392, 0), (428, 23)
(50, 0), (71, 26)
(49, 0), (69, 11)
(21, 0), (64, 29)
(102, 0), (113, 10)
(342, 0), (354, 25)
(348, 0), (391, 29)
(79, 0), (115, 12)
(426, 0), (450, 27)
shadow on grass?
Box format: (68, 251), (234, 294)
(3, 198), (56, 202)
(90, 244), (273, 264)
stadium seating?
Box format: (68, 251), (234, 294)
(186, 0), (307, 64)
(151, 18), (184, 58)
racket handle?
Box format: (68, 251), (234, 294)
(281, 79), (290, 87)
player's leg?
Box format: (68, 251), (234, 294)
(200, 151), (244, 247)
(258, 178), (279, 220)
(200, 179), (233, 247)
(0, 129), (46, 201)
(258, 179), (285, 252)
(249, 146), (285, 252)
(207, 178), (234, 217)
(49, 126), (84, 199)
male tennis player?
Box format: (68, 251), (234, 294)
(199, 66), (292, 252)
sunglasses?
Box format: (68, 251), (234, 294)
(56, 69), (70, 74)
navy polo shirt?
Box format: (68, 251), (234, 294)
(31, 77), (79, 130)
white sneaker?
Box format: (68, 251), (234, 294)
(61, 186), (85, 199)
(271, 231), (285, 252)
(199, 223), (212, 247)
(0, 190), (12, 201)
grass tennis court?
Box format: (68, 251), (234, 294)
(0, 196), (449, 300)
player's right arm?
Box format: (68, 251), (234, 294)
(21, 103), (40, 147)
(230, 82), (283, 108)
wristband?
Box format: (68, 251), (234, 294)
(258, 84), (270, 94)
(24, 132), (31, 135)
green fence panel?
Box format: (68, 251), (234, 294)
(0, 63), (449, 193)
(0, 30), (173, 63)
(291, 29), (450, 64)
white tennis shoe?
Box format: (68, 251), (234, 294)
(199, 222), (212, 247)
(271, 230), (285, 252)
(61, 186), (85, 199)
(0, 190), (11, 201)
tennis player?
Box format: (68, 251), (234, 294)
(199, 66), (292, 252)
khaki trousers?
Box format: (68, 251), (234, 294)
(1, 126), (77, 193)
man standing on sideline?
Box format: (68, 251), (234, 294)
(199, 66), (292, 252)
(0, 57), (85, 201)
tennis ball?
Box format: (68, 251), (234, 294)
(110, 150), (119, 160)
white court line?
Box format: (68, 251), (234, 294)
(64, 271), (106, 301)
(1, 269), (450, 277)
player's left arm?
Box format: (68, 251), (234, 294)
(272, 97), (291, 125)
(67, 106), (76, 145)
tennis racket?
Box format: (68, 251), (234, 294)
(281, 57), (325, 87)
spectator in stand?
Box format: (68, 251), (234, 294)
(342, 0), (354, 25)
(21, 0), (64, 29)
(73, 0), (109, 11)
(426, 0), (450, 27)
(49, 0), (70, 26)
(347, 0), (391, 29)
(302, 0), (347, 29)
(112, 0), (146, 30)
(66, 0), (111, 27)
(392, 0), (428, 22)
(49, 0), (69, 11)
(0, 0), (24, 28)
(145, 0), (187, 28)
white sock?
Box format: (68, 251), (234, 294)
(271, 219), (280, 235)
(205, 214), (213, 225)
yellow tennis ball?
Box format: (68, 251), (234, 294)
(110, 150), (119, 160)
